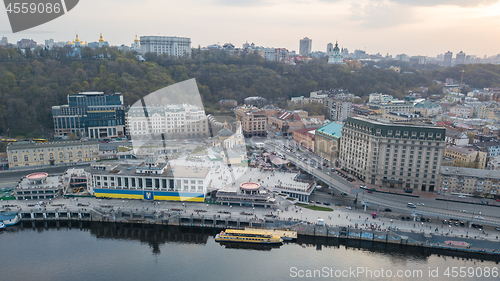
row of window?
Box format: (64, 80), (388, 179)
(12, 151), (89, 162)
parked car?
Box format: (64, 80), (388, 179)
(416, 203), (424, 206)
(323, 202), (331, 206)
(345, 206), (352, 210)
(404, 189), (413, 193)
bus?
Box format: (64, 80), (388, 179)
(32, 138), (48, 143)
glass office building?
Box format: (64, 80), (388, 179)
(53, 92), (125, 139)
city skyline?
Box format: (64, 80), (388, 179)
(1, 0), (500, 57)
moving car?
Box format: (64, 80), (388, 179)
(474, 215), (484, 220)
(407, 203), (416, 208)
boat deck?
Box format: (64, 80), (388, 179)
(245, 227), (297, 240)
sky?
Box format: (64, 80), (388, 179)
(1, 0), (500, 57)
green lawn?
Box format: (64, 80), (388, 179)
(296, 203), (333, 212)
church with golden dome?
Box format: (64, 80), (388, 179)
(67, 33), (108, 49)
(131, 35), (140, 52)
(67, 33), (87, 47)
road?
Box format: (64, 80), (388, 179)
(264, 140), (500, 227)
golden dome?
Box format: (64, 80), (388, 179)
(99, 33), (104, 42)
(85, 41), (88, 45)
(75, 33), (80, 42)
(134, 35), (139, 42)
(67, 41), (72, 45)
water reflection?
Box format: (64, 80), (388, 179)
(4, 221), (499, 263)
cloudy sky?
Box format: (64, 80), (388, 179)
(1, 0), (500, 57)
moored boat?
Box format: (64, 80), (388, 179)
(215, 229), (283, 245)
(0, 212), (20, 226)
(0, 222), (5, 229)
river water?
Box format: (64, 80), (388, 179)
(0, 222), (498, 281)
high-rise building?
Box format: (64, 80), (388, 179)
(354, 49), (366, 59)
(456, 51), (466, 65)
(339, 117), (446, 192)
(17, 39), (37, 49)
(443, 51), (453, 67)
(299, 37), (312, 57)
(0, 36), (7, 45)
(52, 92), (125, 139)
(335, 101), (351, 122)
(140, 36), (191, 57)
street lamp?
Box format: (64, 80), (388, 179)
(301, 210), (303, 220)
(253, 207), (255, 215)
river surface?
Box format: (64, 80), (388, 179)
(0, 222), (498, 281)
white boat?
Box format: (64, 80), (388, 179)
(0, 222), (5, 229)
(0, 212), (20, 226)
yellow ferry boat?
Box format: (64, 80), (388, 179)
(215, 229), (283, 245)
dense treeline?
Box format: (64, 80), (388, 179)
(1, 45), (500, 138)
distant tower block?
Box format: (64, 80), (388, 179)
(327, 43), (333, 55)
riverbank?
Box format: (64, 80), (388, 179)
(7, 205), (500, 259)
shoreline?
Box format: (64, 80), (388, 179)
(4, 218), (500, 262)
(7, 207), (500, 260)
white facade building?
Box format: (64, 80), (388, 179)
(140, 36), (191, 57)
(369, 93), (394, 104)
(126, 104), (209, 139)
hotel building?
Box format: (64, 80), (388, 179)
(339, 117), (446, 192)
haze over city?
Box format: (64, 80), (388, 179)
(1, 0), (500, 57)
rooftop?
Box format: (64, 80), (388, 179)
(7, 140), (99, 150)
(414, 100), (440, 109)
(445, 145), (479, 155)
(17, 173), (67, 190)
(316, 122), (342, 139)
(441, 166), (500, 179)
(86, 164), (211, 179)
